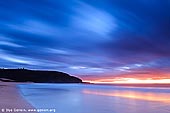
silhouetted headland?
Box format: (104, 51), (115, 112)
(0, 68), (82, 83)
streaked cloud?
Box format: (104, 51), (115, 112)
(0, 0), (169, 82)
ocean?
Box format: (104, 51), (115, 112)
(18, 84), (170, 113)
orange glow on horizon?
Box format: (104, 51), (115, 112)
(83, 78), (170, 84)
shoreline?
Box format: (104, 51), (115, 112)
(0, 81), (37, 113)
(90, 83), (170, 88)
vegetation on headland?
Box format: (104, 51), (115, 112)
(0, 68), (82, 83)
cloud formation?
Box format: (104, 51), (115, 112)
(0, 0), (170, 81)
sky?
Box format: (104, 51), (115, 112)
(0, 0), (170, 83)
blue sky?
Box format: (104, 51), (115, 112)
(0, 0), (170, 81)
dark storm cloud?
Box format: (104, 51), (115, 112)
(0, 0), (170, 77)
(100, 0), (170, 71)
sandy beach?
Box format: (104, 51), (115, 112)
(0, 82), (37, 113)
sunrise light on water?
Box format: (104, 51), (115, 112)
(83, 89), (170, 103)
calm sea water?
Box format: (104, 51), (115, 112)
(18, 84), (170, 113)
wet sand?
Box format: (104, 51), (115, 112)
(0, 82), (37, 113)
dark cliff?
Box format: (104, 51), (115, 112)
(0, 69), (82, 83)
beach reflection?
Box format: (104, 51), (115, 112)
(19, 84), (170, 113)
(83, 89), (170, 103)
